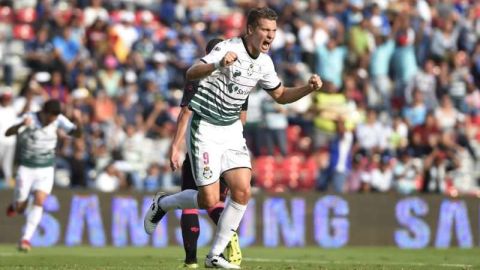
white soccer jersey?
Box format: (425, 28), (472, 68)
(17, 112), (76, 168)
(190, 37), (281, 125)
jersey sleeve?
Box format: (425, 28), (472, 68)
(57, 114), (76, 133)
(200, 40), (228, 64)
(258, 57), (282, 91)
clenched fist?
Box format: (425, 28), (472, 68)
(23, 116), (32, 127)
(308, 74), (323, 91)
(221, 51), (238, 67)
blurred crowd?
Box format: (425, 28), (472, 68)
(0, 0), (479, 196)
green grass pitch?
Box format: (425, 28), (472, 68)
(0, 245), (477, 269)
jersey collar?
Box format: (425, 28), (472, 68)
(241, 36), (259, 60)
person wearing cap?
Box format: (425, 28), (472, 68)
(5, 99), (82, 252)
(0, 88), (17, 187)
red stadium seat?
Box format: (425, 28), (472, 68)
(298, 157), (317, 190)
(12, 24), (35, 41)
(136, 10), (156, 25)
(253, 156), (276, 190)
(15, 8), (36, 23)
(109, 10), (122, 24)
(286, 125), (301, 154)
(281, 155), (302, 190)
(0, 6), (13, 23)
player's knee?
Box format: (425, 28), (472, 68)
(198, 194), (220, 209)
(231, 187), (251, 205)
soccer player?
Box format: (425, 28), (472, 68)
(145, 7), (323, 268)
(170, 38), (246, 268)
(5, 99), (82, 251)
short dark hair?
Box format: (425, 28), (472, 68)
(246, 7), (278, 29)
(42, 99), (62, 115)
(205, 38), (223, 54)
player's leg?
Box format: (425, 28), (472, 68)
(215, 181), (242, 266)
(144, 118), (223, 234)
(181, 209), (200, 268)
(6, 166), (33, 217)
(19, 190), (48, 252)
(205, 122), (250, 269)
(144, 180), (220, 235)
(207, 168), (250, 257)
(1, 142), (15, 185)
(206, 181), (228, 225)
(180, 156), (200, 268)
(19, 166), (54, 252)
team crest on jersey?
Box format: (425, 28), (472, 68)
(203, 166), (213, 179)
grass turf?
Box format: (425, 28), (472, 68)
(0, 245), (477, 269)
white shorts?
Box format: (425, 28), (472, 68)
(187, 113), (251, 186)
(15, 165), (55, 202)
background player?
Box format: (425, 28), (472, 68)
(169, 38), (246, 268)
(5, 99), (82, 251)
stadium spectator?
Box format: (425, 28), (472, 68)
(0, 0), (478, 196)
(262, 94), (288, 157)
(24, 27), (54, 72)
(0, 88), (18, 187)
(95, 162), (126, 192)
(402, 90), (428, 128)
(312, 81), (348, 149)
(316, 118), (354, 193)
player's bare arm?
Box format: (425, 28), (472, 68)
(169, 106), (193, 171)
(268, 74), (323, 104)
(5, 116), (32, 136)
(185, 51), (238, 81)
(240, 111), (247, 125)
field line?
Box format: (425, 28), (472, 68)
(244, 257), (472, 268)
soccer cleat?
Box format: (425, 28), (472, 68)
(224, 232), (242, 266)
(183, 262), (199, 269)
(205, 254), (240, 269)
(144, 192), (168, 235)
(18, 239), (31, 252)
(6, 204), (16, 217)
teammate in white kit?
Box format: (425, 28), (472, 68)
(144, 7), (323, 268)
(5, 99), (82, 252)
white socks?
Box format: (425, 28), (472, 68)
(22, 205), (43, 241)
(209, 198), (247, 256)
(159, 189), (199, 211)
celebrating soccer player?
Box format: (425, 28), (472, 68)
(145, 7), (322, 269)
(169, 38), (246, 268)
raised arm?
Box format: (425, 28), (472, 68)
(268, 74), (323, 104)
(5, 117), (31, 137)
(185, 51), (238, 81)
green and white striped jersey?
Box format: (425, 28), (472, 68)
(17, 112), (76, 168)
(189, 37), (281, 125)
